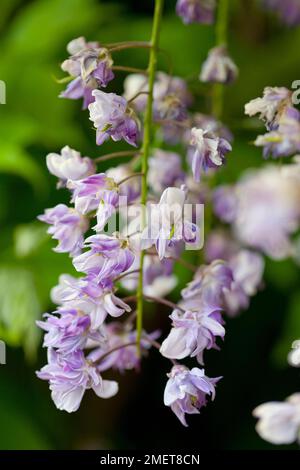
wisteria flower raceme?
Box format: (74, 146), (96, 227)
(38, 204), (89, 257)
(60, 37), (114, 108)
(46, 146), (95, 186)
(253, 394), (300, 445)
(160, 307), (225, 365)
(176, 0), (216, 25)
(88, 90), (139, 146)
(164, 365), (221, 426)
(188, 127), (232, 182)
(200, 46), (238, 84)
(37, 348), (118, 413)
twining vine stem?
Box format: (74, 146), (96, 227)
(136, 0), (164, 356)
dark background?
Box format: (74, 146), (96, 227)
(0, 0), (300, 449)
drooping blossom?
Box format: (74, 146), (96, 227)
(160, 307), (225, 364)
(190, 113), (233, 142)
(37, 307), (104, 352)
(188, 127), (232, 182)
(200, 46), (238, 84)
(141, 187), (200, 259)
(49, 273), (131, 329)
(69, 173), (120, 231)
(88, 322), (160, 373)
(214, 163), (300, 259)
(46, 146), (95, 186)
(73, 234), (135, 284)
(60, 37), (114, 108)
(148, 149), (184, 194)
(88, 90), (139, 146)
(288, 340), (300, 367)
(176, 0), (216, 25)
(181, 260), (234, 311)
(164, 365), (221, 426)
(262, 0), (300, 26)
(37, 349), (118, 413)
(253, 394), (300, 445)
(38, 204), (89, 256)
(254, 107), (300, 158)
(245, 86), (292, 130)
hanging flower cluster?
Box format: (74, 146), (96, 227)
(36, 0), (300, 438)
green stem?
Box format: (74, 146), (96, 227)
(136, 0), (164, 355)
(212, 0), (229, 119)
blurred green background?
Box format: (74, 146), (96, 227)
(0, 0), (300, 450)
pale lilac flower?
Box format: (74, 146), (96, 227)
(254, 107), (300, 158)
(223, 250), (264, 316)
(73, 234), (135, 282)
(176, 0), (216, 25)
(123, 74), (149, 112)
(160, 307), (225, 364)
(38, 204), (89, 256)
(204, 230), (239, 263)
(200, 46), (238, 84)
(148, 149), (184, 194)
(181, 260), (234, 311)
(191, 113), (233, 142)
(288, 340), (300, 367)
(37, 307), (103, 352)
(88, 322), (159, 373)
(46, 146), (95, 186)
(49, 273), (131, 328)
(153, 72), (192, 113)
(141, 187), (200, 259)
(88, 90), (139, 146)
(245, 86), (292, 130)
(214, 165), (300, 259)
(213, 186), (238, 223)
(164, 365), (221, 426)
(37, 349), (118, 413)
(189, 127), (232, 182)
(262, 0), (300, 26)
(60, 37), (114, 108)
(253, 394), (300, 444)
(69, 174), (119, 230)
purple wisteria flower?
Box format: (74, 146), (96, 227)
(188, 127), (232, 182)
(253, 393), (300, 444)
(88, 322), (160, 373)
(88, 90), (139, 146)
(37, 307), (104, 352)
(191, 113), (234, 142)
(69, 173), (120, 230)
(49, 273), (131, 329)
(148, 149), (184, 194)
(176, 0), (216, 25)
(141, 187), (200, 259)
(160, 307), (225, 364)
(164, 365), (221, 426)
(38, 204), (89, 256)
(153, 72), (192, 121)
(37, 349), (118, 412)
(262, 0), (300, 26)
(60, 37), (114, 109)
(254, 107), (300, 158)
(181, 260), (234, 311)
(214, 163), (300, 259)
(46, 145), (95, 186)
(106, 164), (140, 202)
(200, 46), (238, 84)
(73, 234), (135, 284)
(245, 86), (292, 130)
